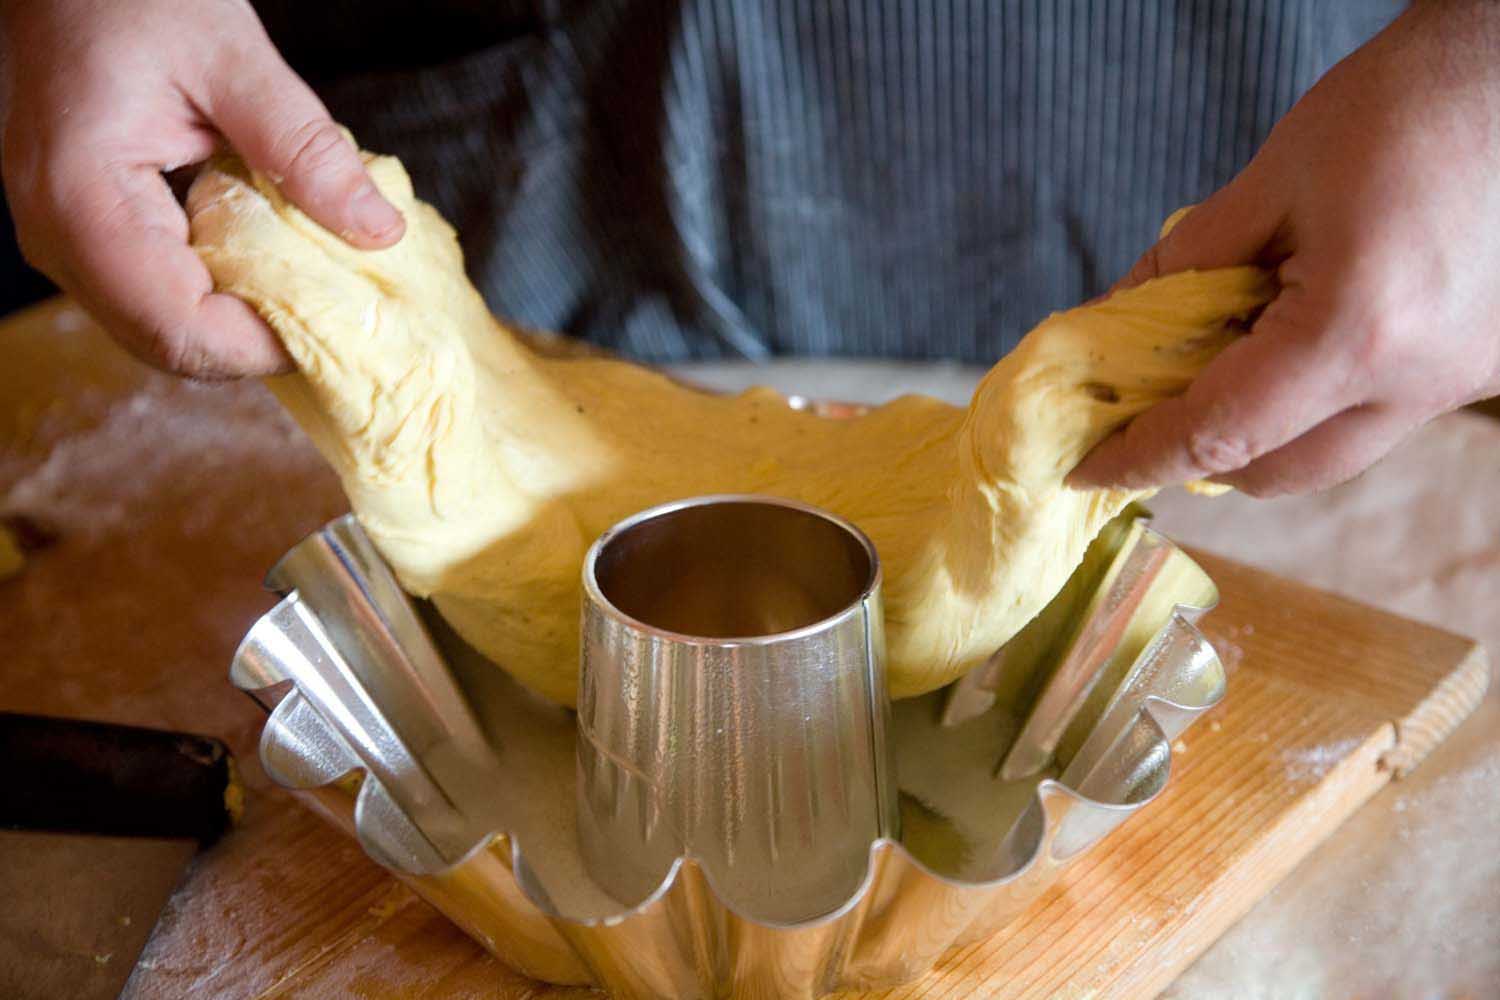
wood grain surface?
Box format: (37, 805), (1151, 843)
(0, 300), (1489, 999)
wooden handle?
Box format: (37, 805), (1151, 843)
(0, 712), (240, 845)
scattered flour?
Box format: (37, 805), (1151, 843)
(1280, 738), (1363, 783)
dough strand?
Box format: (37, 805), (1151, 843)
(188, 150), (1273, 706)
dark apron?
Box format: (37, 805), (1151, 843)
(259, 0), (1404, 363)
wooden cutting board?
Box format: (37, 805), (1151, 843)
(0, 300), (1489, 999)
(168, 556), (1489, 1000)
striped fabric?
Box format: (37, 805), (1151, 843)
(275, 1), (1405, 363)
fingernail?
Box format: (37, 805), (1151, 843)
(350, 183), (403, 241)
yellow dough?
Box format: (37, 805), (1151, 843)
(187, 152), (1272, 706)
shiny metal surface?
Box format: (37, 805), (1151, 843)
(230, 511), (1226, 999)
(999, 520), (1217, 780)
(577, 496), (895, 923)
(229, 515), (507, 871)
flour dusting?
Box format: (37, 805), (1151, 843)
(1280, 738), (1363, 782)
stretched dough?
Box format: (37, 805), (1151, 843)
(188, 152), (1271, 706)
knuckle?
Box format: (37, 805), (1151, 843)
(277, 120), (351, 184)
(1348, 315), (1402, 374)
(1326, 288), (1411, 382)
(1184, 428), (1255, 476)
(133, 317), (206, 376)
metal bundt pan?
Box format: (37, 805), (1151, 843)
(230, 509), (1223, 999)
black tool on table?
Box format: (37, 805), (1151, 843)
(0, 712), (240, 1000)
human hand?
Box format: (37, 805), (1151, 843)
(1071, 1), (1500, 497)
(0, 0), (405, 377)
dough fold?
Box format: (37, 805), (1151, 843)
(188, 151), (1273, 706)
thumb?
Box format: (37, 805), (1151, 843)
(201, 41), (404, 249)
(1113, 166), (1284, 292)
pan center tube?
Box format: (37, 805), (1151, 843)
(577, 495), (899, 924)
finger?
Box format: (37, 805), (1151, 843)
(1113, 165), (1286, 292)
(1215, 403), (1416, 497)
(200, 42), (403, 248)
(1068, 288), (1361, 489)
(48, 160), (292, 378)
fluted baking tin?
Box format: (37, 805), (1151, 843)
(231, 509), (1224, 999)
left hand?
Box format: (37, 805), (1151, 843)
(0, 0), (405, 379)
(1070, 0), (1500, 497)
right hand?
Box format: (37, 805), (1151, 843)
(0, 0), (405, 378)
(1069, 1), (1500, 498)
